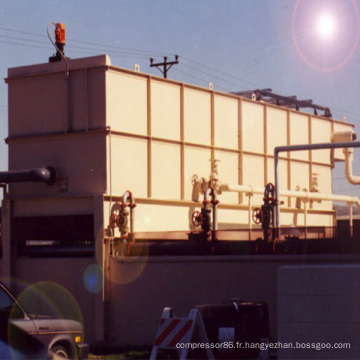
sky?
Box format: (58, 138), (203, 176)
(1, 0), (360, 199)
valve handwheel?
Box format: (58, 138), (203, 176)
(252, 208), (264, 224)
(192, 211), (203, 227)
(191, 174), (199, 187)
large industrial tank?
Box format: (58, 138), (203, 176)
(5, 54), (354, 236)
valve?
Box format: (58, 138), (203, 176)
(192, 211), (203, 227)
(109, 213), (119, 229)
(264, 183), (274, 199)
(252, 208), (264, 225)
(118, 205), (129, 239)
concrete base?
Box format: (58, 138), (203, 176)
(278, 264), (360, 359)
(2, 254), (360, 350)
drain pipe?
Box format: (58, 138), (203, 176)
(274, 141), (360, 228)
(349, 204), (354, 237)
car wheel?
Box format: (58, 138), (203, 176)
(51, 344), (71, 359)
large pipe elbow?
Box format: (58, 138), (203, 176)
(122, 190), (136, 207)
(344, 148), (360, 185)
(0, 167), (56, 185)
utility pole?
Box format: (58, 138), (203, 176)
(150, 55), (179, 78)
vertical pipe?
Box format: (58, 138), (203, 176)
(308, 115), (312, 209)
(210, 91), (215, 163)
(180, 84), (185, 200)
(93, 195), (106, 341)
(248, 194), (252, 229)
(286, 109), (291, 208)
(84, 68), (89, 131)
(212, 203), (216, 243)
(275, 149), (280, 228)
(304, 201), (308, 239)
(147, 76), (152, 198)
(213, 189), (218, 230)
(263, 105), (268, 185)
(2, 197), (12, 290)
(349, 205), (353, 238)
(248, 195), (252, 240)
(238, 98), (243, 204)
(130, 206), (134, 235)
(66, 71), (72, 132)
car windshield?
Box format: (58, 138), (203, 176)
(0, 286), (15, 311)
(0, 285), (24, 319)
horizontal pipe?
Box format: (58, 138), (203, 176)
(218, 183), (255, 194)
(275, 141), (360, 154)
(281, 189), (360, 209)
(219, 183), (360, 209)
(275, 141), (360, 228)
(0, 167), (56, 185)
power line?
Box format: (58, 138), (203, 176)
(0, 34), (48, 45)
(1, 25), (360, 120)
(0, 34), (161, 60)
(0, 26), (167, 58)
(68, 38), (167, 57)
(178, 61), (248, 90)
(172, 68), (229, 92)
(0, 39), (49, 51)
(181, 56), (260, 88)
(0, 26), (46, 38)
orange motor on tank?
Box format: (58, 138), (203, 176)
(48, 22), (67, 62)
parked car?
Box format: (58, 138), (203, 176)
(0, 318), (51, 359)
(0, 282), (88, 359)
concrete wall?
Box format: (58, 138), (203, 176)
(105, 254), (360, 348)
(2, 252), (360, 351)
(278, 264), (360, 359)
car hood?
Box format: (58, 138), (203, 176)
(31, 316), (83, 333)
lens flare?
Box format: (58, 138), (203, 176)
(7, 281), (84, 358)
(292, 0), (360, 72)
(83, 263), (103, 294)
(16, 281), (83, 323)
(110, 241), (149, 285)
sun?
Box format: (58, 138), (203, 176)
(292, 0), (360, 72)
(317, 13), (336, 40)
